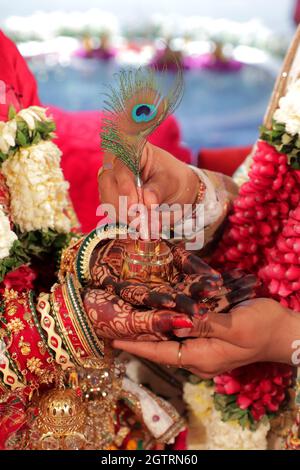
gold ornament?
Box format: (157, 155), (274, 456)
(27, 352), (125, 450)
(30, 387), (86, 450)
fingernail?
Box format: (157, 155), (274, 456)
(172, 318), (193, 329)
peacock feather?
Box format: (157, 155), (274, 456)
(101, 65), (184, 183)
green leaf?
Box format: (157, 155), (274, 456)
(32, 132), (41, 145)
(8, 105), (16, 120)
(0, 150), (7, 163)
(239, 414), (250, 429)
(15, 227), (81, 268)
(16, 129), (28, 147)
(0, 239), (30, 283)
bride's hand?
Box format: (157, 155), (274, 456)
(83, 239), (258, 340)
(112, 298), (299, 376)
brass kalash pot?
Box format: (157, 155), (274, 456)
(121, 238), (173, 285)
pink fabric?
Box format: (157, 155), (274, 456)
(49, 105), (191, 233)
(0, 31), (41, 121)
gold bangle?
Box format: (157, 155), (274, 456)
(193, 177), (206, 205)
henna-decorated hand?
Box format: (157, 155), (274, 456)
(82, 239), (259, 340)
(113, 298), (298, 377)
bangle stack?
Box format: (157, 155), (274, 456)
(65, 274), (104, 360)
(49, 277), (104, 366)
(0, 226), (124, 395)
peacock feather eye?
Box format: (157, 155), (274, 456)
(131, 103), (157, 123)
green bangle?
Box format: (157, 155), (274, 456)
(75, 223), (131, 286)
(66, 273), (104, 359)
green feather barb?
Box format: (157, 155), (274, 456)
(101, 65), (184, 177)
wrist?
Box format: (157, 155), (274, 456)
(179, 167), (201, 206)
(267, 305), (300, 365)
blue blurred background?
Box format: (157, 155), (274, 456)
(0, 0), (297, 153)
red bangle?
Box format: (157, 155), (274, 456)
(50, 282), (96, 366)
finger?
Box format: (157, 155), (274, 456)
(141, 143), (175, 206)
(83, 288), (193, 340)
(98, 170), (119, 206)
(176, 274), (223, 300)
(210, 276), (259, 313)
(113, 339), (184, 365)
(100, 276), (199, 316)
(180, 311), (233, 339)
(222, 269), (245, 284)
(223, 273), (258, 291)
(172, 245), (221, 278)
(143, 175), (174, 207)
(114, 159), (138, 208)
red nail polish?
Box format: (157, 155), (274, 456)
(172, 318), (193, 329)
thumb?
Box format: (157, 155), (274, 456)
(186, 312), (234, 341)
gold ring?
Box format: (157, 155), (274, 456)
(177, 342), (184, 368)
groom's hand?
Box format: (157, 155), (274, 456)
(98, 142), (200, 214)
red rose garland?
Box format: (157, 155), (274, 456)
(260, 192), (300, 311)
(214, 141), (299, 272)
(0, 265), (36, 294)
(214, 363), (293, 422)
(212, 140), (300, 423)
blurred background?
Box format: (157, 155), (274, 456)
(0, 0), (297, 154)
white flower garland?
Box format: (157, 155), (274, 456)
(184, 382), (270, 450)
(274, 79), (300, 136)
(2, 140), (71, 233)
(0, 105), (72, 234)
(0, 120), (17, 154)
(0, 204), (17, 259)
(17, 106), (49, 132)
